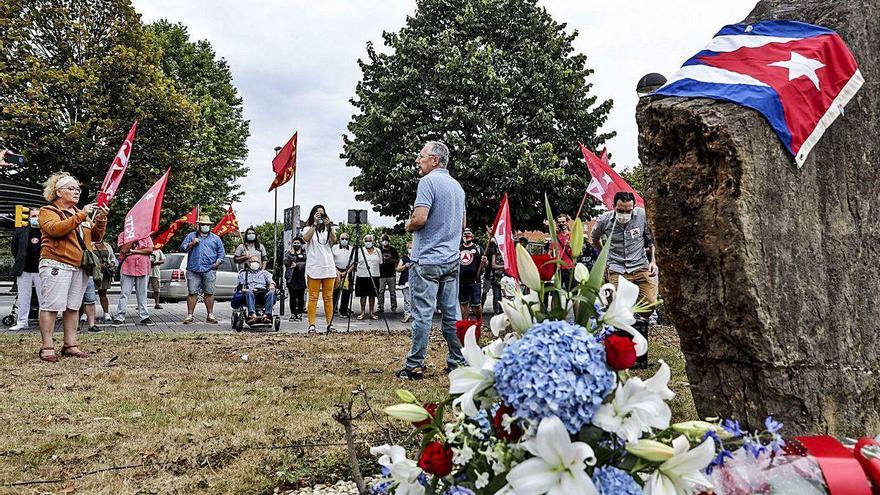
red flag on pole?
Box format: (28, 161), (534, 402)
(212, 205), (239, 237)
(490, 193), (518, 279)
(579, 143), (644, 210)
(97, 121), (138, 207)
(268, 132), (297, 192)
(153, 206), (197, 250)
(117, 169), (170, 246)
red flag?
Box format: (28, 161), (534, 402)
(117, 169), (170, 246)
(153, 206), (197, 250)
(579, 143), (644, 210)
(268, 132), (297, 192)
(490, 193), (518, 279)
(97, 121), (138, 207)
(212, 205), (239, 237)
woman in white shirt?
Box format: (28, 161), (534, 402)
(355, 234), (382, 320)
(302, 205), (337, 332)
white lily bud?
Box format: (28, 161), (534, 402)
(625, 439), (676, 462)
(384, 403), (431, 422)
(515, 244), (542, 292)
(574, 263), (589, 283)
(672, 420), (733, 440)
(395, 389), (418, 404)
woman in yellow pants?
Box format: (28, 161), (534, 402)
(302, 205), (337, 333)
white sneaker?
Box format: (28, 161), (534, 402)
(104, 314), (113, 322)
(8, 323), (26, 331)
(80, 314), (87, 322)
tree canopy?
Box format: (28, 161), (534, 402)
(343, 0), (614, 230)
(0, 0), (249, 236)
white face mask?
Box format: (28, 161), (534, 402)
(29, 218), (39, 228)
(615, 212), (632, 224)
(246, 234), (256, 242)
(249, 262), (260, 271)
(364, 242), (374, 249)
(199, 225), (211, 234)
(340, 239), (349, 247)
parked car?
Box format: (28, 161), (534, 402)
(158, 254), (240, 302)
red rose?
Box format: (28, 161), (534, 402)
(417, 441), (453, 476)
(604, 333), (637, 370)
(491, 404), (523, 442)
(455, 319), (482, 344)
(412, 402), (438, 429)
(531, 253), (556, 281)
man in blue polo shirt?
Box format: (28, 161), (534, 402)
(397, 141), (466, 380)
(180, 214), (226, 324)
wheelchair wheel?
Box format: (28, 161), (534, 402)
(273, 316), (280, 332)
(2, 314), (14, 327)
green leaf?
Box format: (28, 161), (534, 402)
(585, 218), (616, 299)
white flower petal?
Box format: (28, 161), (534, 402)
(507, 458), (559, 495)
(645, 360), (676, 400)
(462, 326), (484, 368)
(490, 313), (509, 336)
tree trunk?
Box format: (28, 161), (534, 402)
(636, 0), (880, 435)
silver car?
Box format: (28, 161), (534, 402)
(158, 253), (240, 302)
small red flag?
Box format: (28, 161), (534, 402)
(212, 205), (239, 237)
(579, 143), (644, 210)
(153, 206), (197, 250)
(97, 121), (138, 207)
(490, 193), (518, 280)
(268, 132), (297, 192)
(118, 168), (170, 246)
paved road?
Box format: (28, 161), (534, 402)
(0, 284), (497, 335)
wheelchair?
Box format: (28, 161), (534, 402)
(231, 286), (281, 332)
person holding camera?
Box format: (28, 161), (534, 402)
(302, 205), (337, 333)
(332, 232), (354, 317)
(377, 233), (400, 314)
(283, 236), (307, 321)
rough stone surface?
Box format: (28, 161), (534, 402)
(636, 0), (880, 435)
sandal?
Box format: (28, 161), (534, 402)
(39, 347), (58, 363)
(356, 314), (365, 320)
(61, 345), (90, 358)
(370, 314), (379, 320)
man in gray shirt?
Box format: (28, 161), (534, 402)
(396, 141), (466, 380)
(591, 191), (658, 307)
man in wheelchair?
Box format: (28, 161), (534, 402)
(237, 255), (277, 325)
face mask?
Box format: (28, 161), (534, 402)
(249, 262), (260, 271)
(246, 234), (256, 242)
(199, 225), (211, 234)
(382, 240), (389, 246)
(615, 212), (632, 224)
(365, 242), (374, 249)
(293, 243), (301, 249)
(463, 237), (473, 244)
(340, 239), (349, 247)
(29, 218), (39, 228)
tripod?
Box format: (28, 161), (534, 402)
(345, 222), (391, 333)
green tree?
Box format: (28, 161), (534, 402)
(343, 0), (614, 230)
(618, 162), (646, 197)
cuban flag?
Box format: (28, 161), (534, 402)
(654, 20), (863, 168)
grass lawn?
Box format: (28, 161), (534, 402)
(0, 325), (693, 494)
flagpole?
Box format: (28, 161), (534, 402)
(574, 189), (590, 221)
(273, 146), (282, 283)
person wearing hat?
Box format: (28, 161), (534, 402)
(179, 213), (226, 324)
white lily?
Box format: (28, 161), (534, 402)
(369, 444), (425, 495)
(644, 435), (715, 495)
(505, 416), (598, 495)
(592, 360), (674, 443)
(625, 439), (676, 463)
(600, 277), (647, 355)
(574, 262), (589, 283)
(490, 313), (509, 337)
(516, 243), (542, 292)
(384, 403), (432, 423)
(449, 327), (504, 416)
(501, 298), (533, 333)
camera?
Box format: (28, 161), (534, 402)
(0, 150), (25, 167)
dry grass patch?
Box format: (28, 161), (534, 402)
(0, 325), (693, 494)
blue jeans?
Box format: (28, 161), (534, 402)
(405, 260), (464, 370)
(245, 289), (276, 316)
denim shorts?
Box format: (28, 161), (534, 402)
(458, 281), (481, 306)
(187, 270), (217, 295)
(82, 277), (97, 305)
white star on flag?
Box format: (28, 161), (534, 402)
(769, 52), (825, 90)
(601, 173), (613, 186)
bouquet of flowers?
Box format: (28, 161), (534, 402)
(370, 199), (786, 495)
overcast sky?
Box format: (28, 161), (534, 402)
(132, 0), (757, 229)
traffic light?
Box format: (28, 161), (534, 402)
(14, 205), (29, 228)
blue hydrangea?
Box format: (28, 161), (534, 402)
(494, 320), (616, 434)
(473, 410), (492, 435)
(592, 466), (641, 495)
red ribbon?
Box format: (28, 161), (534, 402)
(796, 435), (871, 495)
(854, 437), (880, 491)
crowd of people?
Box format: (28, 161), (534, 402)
(7, 141), (658, 370)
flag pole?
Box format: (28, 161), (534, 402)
(574, 188), (590, 221)
(273, 146), (282, 281)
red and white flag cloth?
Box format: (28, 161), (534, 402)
(97, 121), (138, 207)
(490, 193), (518, 279)
(153, 206), (197, 250)
(268, 132), (297, 192)
(579, 143), (645, 210)
(212, 205), (239, 237)
(117, 169), (170, 246)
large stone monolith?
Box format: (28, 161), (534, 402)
(636, 0), (879, 435)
